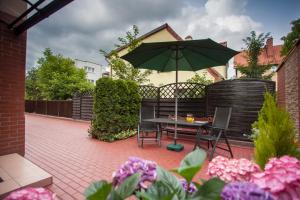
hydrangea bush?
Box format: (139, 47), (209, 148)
(112, 157), (157, 189)
(84, 148), (226, 200)
(4, 188), (57, 200)
(221, 182), (274, 200)
(207, 156), (260, 182)
(251, 156), (300, 200)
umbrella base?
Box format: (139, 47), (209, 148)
(167, 143), (184, 152)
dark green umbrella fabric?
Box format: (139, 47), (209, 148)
(121, 39), (239, 72)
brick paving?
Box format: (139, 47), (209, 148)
(25, 114), (253, 200)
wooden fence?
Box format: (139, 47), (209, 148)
(72, 80), (274, 140)
(206, 79), (275, 140)
(72, 91), (93, 120)
(25, 100), (73, 118)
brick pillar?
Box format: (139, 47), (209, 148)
(0, 11), (27, 156)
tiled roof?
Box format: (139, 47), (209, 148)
(234, 43), (284, 68)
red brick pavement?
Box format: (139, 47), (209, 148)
(25, 114), (253, 200)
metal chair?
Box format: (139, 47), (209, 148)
(137, 105), (161, 147)
(194, 107), (233, 160)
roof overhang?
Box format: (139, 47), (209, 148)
(276, 38), (300, 72)
(4, 0), (73, 35)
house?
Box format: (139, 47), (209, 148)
(109, 23), (226, 86)
(233, 37), (284, 83)
(276, 38), (300, 138)
(74, 59), (104, 85)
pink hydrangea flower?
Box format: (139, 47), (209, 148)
(251, 156), (300, 200)
(4, 187), (57, 200)
(207, 156), (260, 182)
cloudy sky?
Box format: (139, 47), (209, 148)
(27, 0), (300, 77)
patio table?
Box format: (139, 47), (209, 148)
(143, 118), (209, 149)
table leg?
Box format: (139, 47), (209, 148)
(193, 126), (202, 150)
(157, 123), (161, 147)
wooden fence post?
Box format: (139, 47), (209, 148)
(157, 87), (160, 118)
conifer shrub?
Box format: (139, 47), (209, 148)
(89, 77), (141, 141)
(252, 92), (300, 169)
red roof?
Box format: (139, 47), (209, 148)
(234, 38), (284, 67)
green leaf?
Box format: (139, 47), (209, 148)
(156, 166), (186, 199)
(116, 173), (141, 199)
(84, 180), (112, 200)
(191, 178), (225, 200)
(137, 181), (176, 200)
(107, 190), (123, 200)
(174, 148), (207, 182)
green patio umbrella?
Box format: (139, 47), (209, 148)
(121, 39), (238, 151)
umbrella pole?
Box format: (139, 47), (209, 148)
(166, 45), (184, 152)
(174, 46), (178, 145)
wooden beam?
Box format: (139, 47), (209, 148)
(8, 0), (45, 29)
(14, 0), (73, 35)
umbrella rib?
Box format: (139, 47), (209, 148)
(181, 50), (198, 72)
(160, 51), (173, 72)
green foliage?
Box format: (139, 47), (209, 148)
(237, 31), (273, 80)
(191, 178), (225, 200)
(25, 48), (93, 100)
(187, 73), (213, 85)
(36, 48), (93, 100)
(89, 77), (141, 141)
(84, 148), (226, 200)
(172, 148), (207, 183)
(116, 173), (141, 199)
(84, 181), (112, 200)
(137, 181), (176, 200)
(155, 166), (186, 199)
(95, 129), (137, 142)
(25, 67), (42, 100)
(100, 25), (152, 84)
(253, 92), (300, 169)
(281, 18), (300, 56)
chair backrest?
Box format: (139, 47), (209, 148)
(212, 107), (232, 130)
(139, 105), (156, 130)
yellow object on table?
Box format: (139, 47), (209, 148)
(186, 114), (194, 123)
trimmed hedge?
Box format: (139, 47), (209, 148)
(89, 77), (141, 141)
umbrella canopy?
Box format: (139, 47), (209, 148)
(121, 39), (238, 151)
(121, 39), (238, 72)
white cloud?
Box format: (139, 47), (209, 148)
(27, 0), (262, 78)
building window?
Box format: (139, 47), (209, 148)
(84, 66), (95, 73)
(88, 79), (95, 84)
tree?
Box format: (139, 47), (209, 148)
(281, 18), (300, 56)
(100, 25), (152, 84)
(36, 48), (93, 100)
(25, 67), (42, 100)
(252, 92), (300, 169)
(187, 73), (213, 85)
(237, 31), (273, 80)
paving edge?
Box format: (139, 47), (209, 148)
(25, 113), (91, 124)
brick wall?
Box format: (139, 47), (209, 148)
(277, 42), (300, 136)
(0, 11), (27, 156)
(277, 65), (285, 107)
